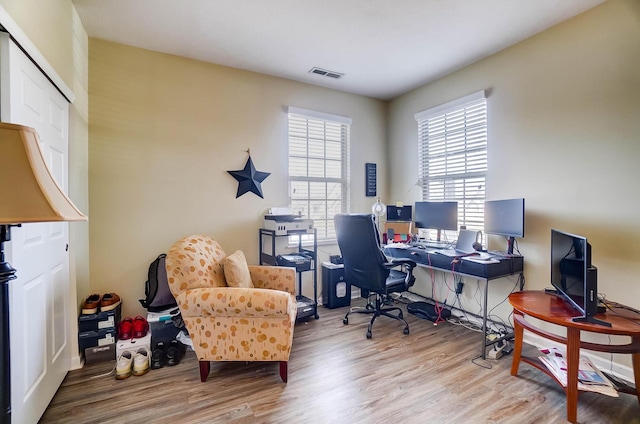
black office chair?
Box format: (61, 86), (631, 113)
(334, 213), (416, 339)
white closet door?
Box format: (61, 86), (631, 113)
(0, 34), (71, 424)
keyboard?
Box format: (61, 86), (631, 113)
(411, 241), (451, 249)
(385, 242), (410, 249)
(434, 249), (475, 257)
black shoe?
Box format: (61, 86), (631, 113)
(166, 340), (185, 366)
(151, 342), (167, 369)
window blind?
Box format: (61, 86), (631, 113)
(288, 107), (350, 241)
(415, 91), (487, 233)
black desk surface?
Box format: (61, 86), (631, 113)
(384, 246), (523, 280)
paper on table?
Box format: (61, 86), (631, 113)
(538, 347), (618, 397)
(461, 256), (500, 264)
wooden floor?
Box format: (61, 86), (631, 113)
(41, 300), (640, 424)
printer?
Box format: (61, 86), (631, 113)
(264, 207), (314, 235)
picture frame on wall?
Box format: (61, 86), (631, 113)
(365, 163), (376, 197)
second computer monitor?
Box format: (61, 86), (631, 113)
(484, 198), (525, 254)
(414, 201), (458, 240)
(386, 205), (412, 221)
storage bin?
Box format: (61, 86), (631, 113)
(147, 308), (181, 345)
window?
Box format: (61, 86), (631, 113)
(288, 107), (350, 241)
(415, 90), (487, 237)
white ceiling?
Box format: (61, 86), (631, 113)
(72, 0), (606, 100)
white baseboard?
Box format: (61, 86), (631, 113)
(70, 353), (84, 370)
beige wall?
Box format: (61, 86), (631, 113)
(88, 39), (387, 318)
(0, 0), (76, 84)
(388, 0), (640, 369)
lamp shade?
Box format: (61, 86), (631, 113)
(0, 122), (86, 224)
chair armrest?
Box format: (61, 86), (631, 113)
(175, 287), (296, 318)
(385, 258), (416, 288)
(385, 258), (416, 269)
(248, 265), (296, 295)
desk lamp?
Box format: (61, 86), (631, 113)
(371, 197), (386, 237)
(0, 122), (87, 424)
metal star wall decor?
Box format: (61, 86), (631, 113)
(227, 150), (271, 199)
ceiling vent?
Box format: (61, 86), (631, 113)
(309, 67), (344, 79)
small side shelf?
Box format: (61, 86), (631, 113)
(519, 354), (638, 397)
(259, 228), (319, 320)
(509, 291), (640, 424)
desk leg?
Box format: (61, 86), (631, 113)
(566, 327), (580, 424)
(481, 278), (489, 360)
(510, 309), (523, 376)
(633, 336), (640, 406)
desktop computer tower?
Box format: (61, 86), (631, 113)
(322, 263), (351, 309)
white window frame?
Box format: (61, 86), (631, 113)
(415, 90), (487, 240)
(287, 106), (351, 243)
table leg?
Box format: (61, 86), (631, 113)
(633, 336), (640, 406)
(510, 310), (523, 376)
(566, 327), (581, 424)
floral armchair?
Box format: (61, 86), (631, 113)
(165, 234), (297, 382)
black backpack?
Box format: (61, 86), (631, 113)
(139, 254), (177, 312)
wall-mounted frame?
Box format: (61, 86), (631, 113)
(365, 163), (377, 197)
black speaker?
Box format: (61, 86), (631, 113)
(322, 263), (351, 309)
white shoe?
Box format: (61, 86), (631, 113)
(116, 351), (133, 380)
(132, 348), (150, 376)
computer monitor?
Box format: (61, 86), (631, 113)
(414, 201), (458, 241)
(386, 205), (412, 222)
(484, 198), (524, 254)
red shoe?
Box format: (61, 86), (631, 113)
(132, 316), (149, 339)
(118, 317), (133, 340)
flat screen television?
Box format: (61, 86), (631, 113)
(386, 205), (412, 222)
(550, 229), (609, 326)
(484, 198), (525, 254)
(414, 201), (458, 241)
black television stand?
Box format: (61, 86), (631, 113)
(572, 315), (612, 327)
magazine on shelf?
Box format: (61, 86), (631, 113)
(538, 347), (618, 397)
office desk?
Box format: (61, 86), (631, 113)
(509, 291), (640, 423)
(384, 245), (524, 360)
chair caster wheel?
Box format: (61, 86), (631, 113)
(403, 327), (410, 335)
(398, 311), (404, 319)
(343, 318), (348, 325)
(315, 314), (319, 319)
(366, 331), (372, 339)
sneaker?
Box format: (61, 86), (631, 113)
(115, 351), (133, 380)
(100, 293), (121, 312)
(166, 340), (186, 366)
(151, 342), (167, 370)
(132, 348), (150, 376)
(117, 317), (133, 340)
(81, 294), (101, 315)
(132, 316), (149, 339)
